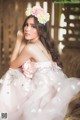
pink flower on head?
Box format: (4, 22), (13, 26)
(25, 6), (50, 24)
(32, 6), (45, 17)
(32, 9), (38, 16)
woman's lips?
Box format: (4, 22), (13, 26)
(24, 33), (31, 40)
(25, 33), (30, 36)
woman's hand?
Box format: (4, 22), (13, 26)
(10, 30), (24, 63)
(17, 30), (24, 42)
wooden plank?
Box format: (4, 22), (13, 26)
(64, 19), (80, 23)
(0, 0), (2, 76)
(0, 0), (6, 76)
(16, 0), (23, 30)
(58, 26), (80, 30)
(64, 4), (80, 8)
(23, 0), (28, 20)
(54, 4), (60, 47)
(62, 10), (80, 15)
(62, 41), (80, 48)
(39, 0), (43, 7)
(8, 0), (15, 61)
(31, 0), (36, 6)
(3, 0), (10, 70)
(1, 1), (5, 67)
(47, 0), (52, 23)
(63, 34), (80, 39)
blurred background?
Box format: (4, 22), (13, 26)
(0, 0), (80, 78)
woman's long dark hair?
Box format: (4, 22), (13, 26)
(22, 15), (62, 67)
(65, 92), (80, 119)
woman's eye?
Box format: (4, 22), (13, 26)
(25, 23), (28, 27)
(32, 25), (36, 28)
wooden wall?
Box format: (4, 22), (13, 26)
(61, 4), (80, 77)
(0, 0), (24, 76)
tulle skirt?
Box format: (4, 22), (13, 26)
(0, 64), (80, 120)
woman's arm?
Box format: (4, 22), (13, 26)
(10, 44), (34, 69)
(10, 30), (24, 62)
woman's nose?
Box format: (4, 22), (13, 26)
(24, 26), (30, 31)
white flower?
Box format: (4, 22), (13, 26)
(37, 13), (50, 24)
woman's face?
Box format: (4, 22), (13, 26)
(23, 17), (39, 41)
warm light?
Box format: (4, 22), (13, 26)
(27, 3), (32, 8)
(59, 29), (66, 41)
(58, 13), (66, 54)
(58, 42), (64, 54)
(36, 2), (40, 6)
(51, 3), (54, 39)
(15, 2), (18, 11)
(69, 23), (75, 27)
(69, 15), (75, 19)
(43, 2), (48, 12)
(60, 14), (67, 27)
(59, 14), (67, 41)
(69, 30), (72, 34)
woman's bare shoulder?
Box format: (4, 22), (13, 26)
(24, 43), (36, 54)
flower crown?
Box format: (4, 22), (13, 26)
(25, 6), (50, 24)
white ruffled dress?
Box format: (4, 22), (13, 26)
(0, 59), (80, 120)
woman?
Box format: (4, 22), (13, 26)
(0, 6), (80, 120)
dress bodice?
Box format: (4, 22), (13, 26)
(21, 59), (60, 78)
